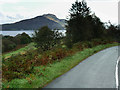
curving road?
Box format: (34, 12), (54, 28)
(45, 46), (119, 88)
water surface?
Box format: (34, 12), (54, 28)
(0, 30), (66, 37)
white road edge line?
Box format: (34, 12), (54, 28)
(116, 56), (120, 89)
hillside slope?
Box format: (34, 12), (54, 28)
(2, 14), (66, 30)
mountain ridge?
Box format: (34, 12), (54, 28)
(2, 14), (66, 31)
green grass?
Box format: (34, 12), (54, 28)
(2, 43), (118, 88)
(3, 43), (36, 59)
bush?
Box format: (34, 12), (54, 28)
(20, 33), (31, 44)
(2, 33), (31, 53)
(34, 48), (74, 66)
(2, 50), (36, 81)
(2, 39), (16, 52)
(33, 26), (61, 51)
(65, 35), (73, 49)
(12, 36), (21, 45)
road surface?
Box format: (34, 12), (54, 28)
(45, 46), (119, 88)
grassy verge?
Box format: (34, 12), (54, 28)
(3, 43), (36, 59)
(2, 43), (118, 88)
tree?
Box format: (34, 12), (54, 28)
(33, 26), (60, 51)
(2, 39), (16, 52)
(66, 0), (107, 48)
(70, 0), (91, 18)
(66, 0), (92, 47)
(20, 32), (31, 44)
(90, 14), (105, 39)
(106, 23), (118, 41)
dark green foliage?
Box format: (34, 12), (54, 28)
(65, 0), (116, 48)
(91, 14), (105, 39)
(106, 23), (118, 40)
(33, 26), (61, 51)
(66, 0), (93, 45)
(12, 36), (21, 45)
(2, 33), (31, 53)
(70, 0), (91, 18)
(20, 33), (31, 44)
(2, 39), (16, 52)
(65, 31), (73, 48)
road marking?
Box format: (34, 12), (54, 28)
(116, 56), (120, 89)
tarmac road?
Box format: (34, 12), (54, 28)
(45, 46), (119, 88)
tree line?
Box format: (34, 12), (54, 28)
(2, 33), (31, 53)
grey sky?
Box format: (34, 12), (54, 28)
(0, 0), (118, 25)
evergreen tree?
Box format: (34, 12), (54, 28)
(66, 0), (106, 48)
(66, 0), (92, 46)
(91, 14), (105, 39)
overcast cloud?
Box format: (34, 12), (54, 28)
(0, 0), (118, 24)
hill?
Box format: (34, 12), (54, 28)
(2, 14), (66, 30)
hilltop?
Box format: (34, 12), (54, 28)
(2, 14), (66, 30)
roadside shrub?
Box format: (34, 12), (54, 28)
(91, 39), (102, 46)
(34, 48), (73, 66)
(2, 50), (36, 81)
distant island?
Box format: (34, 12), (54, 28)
(1, 14), (66, 31)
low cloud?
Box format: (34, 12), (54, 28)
(0, 12), (24, 24)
